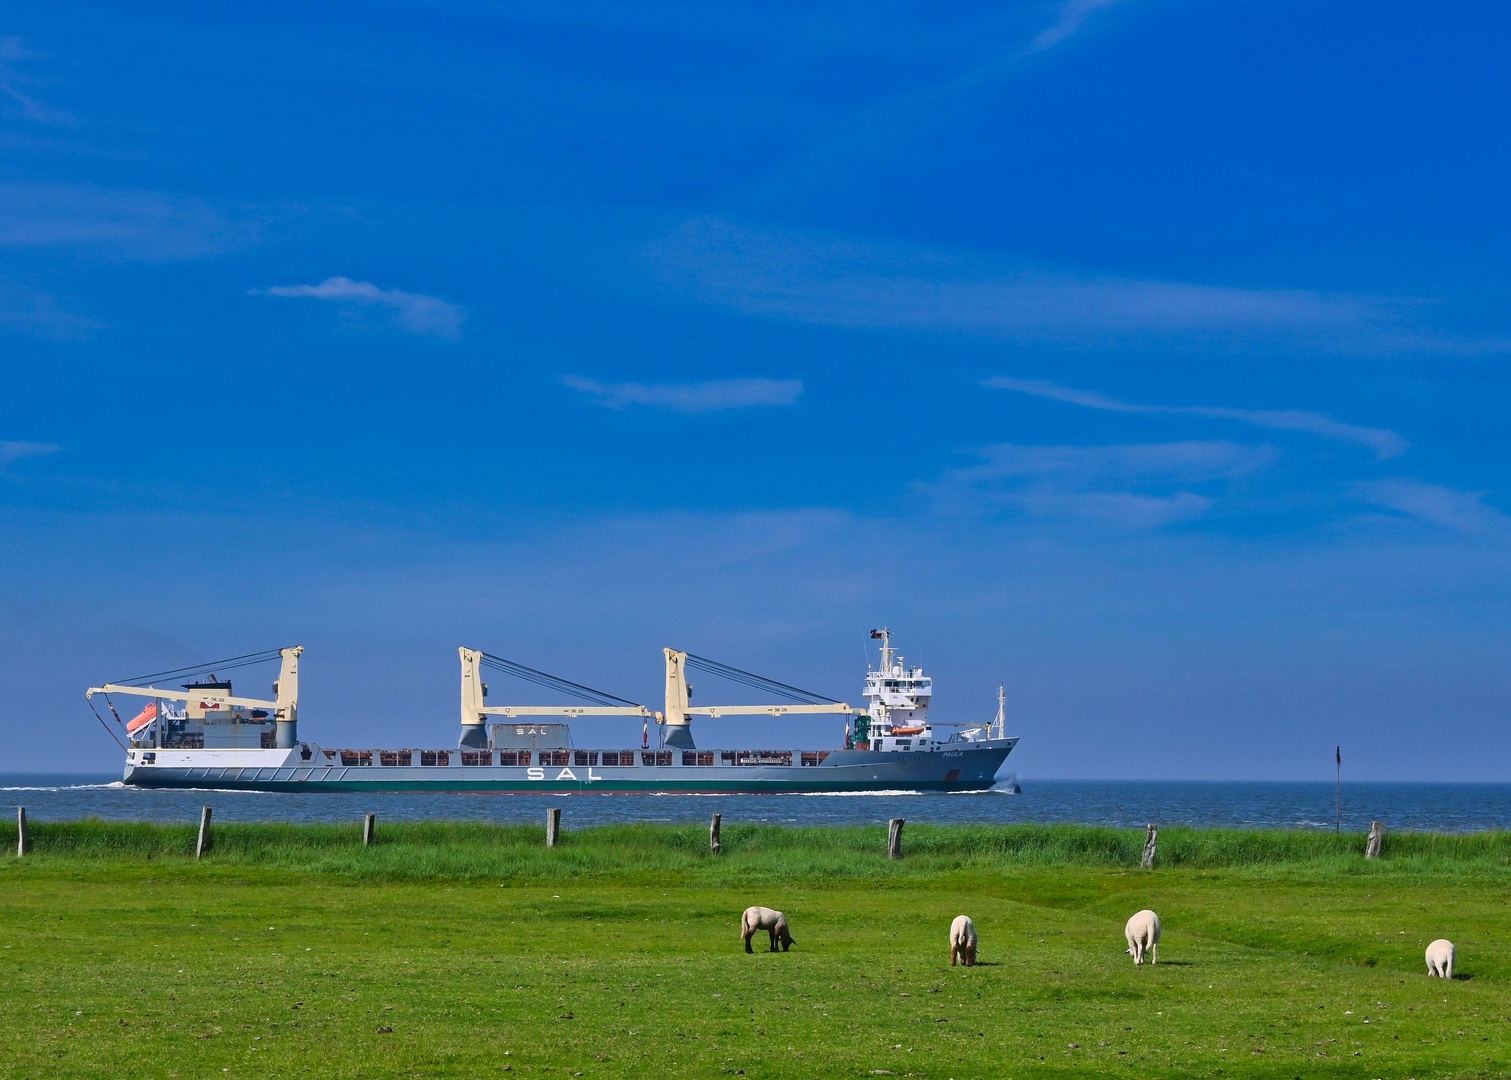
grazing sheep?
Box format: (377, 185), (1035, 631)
(1125, 909), (1161, 965)
(1426, 938), (1456, 979)
(741, 906), (795, 953)
(949, 915), (977, 967)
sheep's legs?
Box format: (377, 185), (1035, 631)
(950, 946), (957, 966)
(743, 933), (754, 954)
(1151, 943), (1158, 965)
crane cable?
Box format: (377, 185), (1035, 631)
(682, 653), (840, 705)
(477, 652), (644, 708)
(112, 648), (286, 688)
(87, 698), (127, 751)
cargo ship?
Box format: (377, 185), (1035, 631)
(90, 630), (1017, 793)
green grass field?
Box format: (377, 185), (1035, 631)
(2, 820), (1509, 1078)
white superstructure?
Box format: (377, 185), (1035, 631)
(856, 629), (996, 753)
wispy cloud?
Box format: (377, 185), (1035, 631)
(646, 217), (1509, 357)
(732, 3), (1138, 207)
(563, 375), (803, 413)
(985, 376), (1409, 459)
(0, 37), (72, 125)
(929, 440), (1275, 527)
(1021, 0), (1129, 56)
(1359, 479), (1509, 534)
(0, 183), (252, 262)
(257, 277), (464, 339)
(0, 275), (97, 340)
(0, 441), (60, 470)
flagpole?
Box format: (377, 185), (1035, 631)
(1335, 746), (1341, 833)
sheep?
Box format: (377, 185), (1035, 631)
(949, 915), (977, 966)
(1125, 909), (1161, 965)
(741, 906), (795, 953)
(1425, 938), (1455, 979)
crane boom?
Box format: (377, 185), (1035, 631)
(87, 646), (303, 748)
(662, 648), (858, 749)
(458, 647), (656, 748)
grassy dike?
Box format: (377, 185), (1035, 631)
(2, 821), (1510, 1079)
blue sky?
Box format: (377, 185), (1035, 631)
(2, 1), (1509, 778)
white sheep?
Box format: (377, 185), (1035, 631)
(949, 915), (977, 966)
(1125, 909), (1161, 965)
(1425, 938), (1455, 979)
(741, 906), (795, 953)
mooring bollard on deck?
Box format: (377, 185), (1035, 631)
(1141, 823), (1158, 869)
(364, 813), (376, 847)
(546, 807), (561, 848)
(16, 806), (28, 857)
(710, 813), (722, 855)
(195, 806), (213, 859)
(1366, 820), (1385, 859)
(887, 818), (904, 860)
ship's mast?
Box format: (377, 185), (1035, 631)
(872, 627), (893, 673)
(993, 683), (1006, 740)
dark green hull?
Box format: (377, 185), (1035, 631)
(123, 740), (1018, 794)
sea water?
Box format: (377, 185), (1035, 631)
(4, 775), (1511, 832)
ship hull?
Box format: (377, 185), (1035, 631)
(121, 739), (1017, 794)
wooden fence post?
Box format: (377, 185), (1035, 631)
(364, 813), (376, 847)
(195, 806), (212, 859)
(1366, 820), (1384, 859)
(546, 807), (561, 848)
(16, 807), (27, 857)
(1141, 824), (1158, 869)
(710, 813), (721, 855)
(887, 818), (904, 860)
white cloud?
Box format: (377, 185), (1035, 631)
(1359, 480), (1508, 534)
(1021, 0), (1129, 56)
(645, 217), (1509, 357)
(0, 37), (72, 125)
(930, 440), (1274, 527)
(257, 277), (464, 339)
(563, 375), (803, 413)
(0, 441), (60, 469)
(985, 376), (1409, 459)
